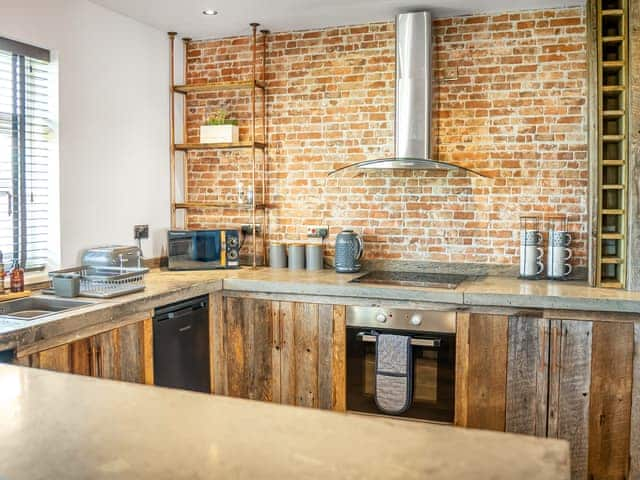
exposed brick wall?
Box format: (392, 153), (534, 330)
(184, 7), (588, 266)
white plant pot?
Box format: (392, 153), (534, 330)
(200, 124), (239, 144)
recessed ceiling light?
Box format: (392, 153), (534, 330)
(202, 9), (218, 15)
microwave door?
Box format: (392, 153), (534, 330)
(194, 232), (221, 264)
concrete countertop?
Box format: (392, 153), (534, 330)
(0, 364), (570, 480)
(2, 266), (640, 352)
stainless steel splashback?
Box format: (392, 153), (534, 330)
(395, 11), (432, 162)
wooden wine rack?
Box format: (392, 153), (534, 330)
(596, 0), (629, 288)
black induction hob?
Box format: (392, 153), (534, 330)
(349, 270), (472, 289)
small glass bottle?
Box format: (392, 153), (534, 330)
(10, 261), (24, 293)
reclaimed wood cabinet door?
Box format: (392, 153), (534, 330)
(278, 302), (346, 411)
(212, 296), (278, 401)
(20, 318), (153, 385)
(212, 295), (347, 411)
(548, 319), (634, 480)
(455, 312), (510, 431)
(456, 314), (550, 435)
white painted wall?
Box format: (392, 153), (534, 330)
(0, 0), (169, 267)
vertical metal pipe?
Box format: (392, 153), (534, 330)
(182, 37), (191, 216)
(250, 23), (259, 268)
(168, 32), (177, 229)
(261, 29), (269, 265)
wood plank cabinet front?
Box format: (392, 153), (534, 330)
(212, 296), (346, 411)
(456, 312), (637, 480)
(19, 319), (154, 385)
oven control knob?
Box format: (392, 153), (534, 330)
(375, 313), (387, 323)
(410, 314), (422, 326)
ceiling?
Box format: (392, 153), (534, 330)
(90, 0), (584, 40)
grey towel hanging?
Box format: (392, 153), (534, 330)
(374, 333), (413, 415)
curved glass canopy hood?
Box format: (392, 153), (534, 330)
(328, 11), (489, 180)
(328, 158), (490, 178)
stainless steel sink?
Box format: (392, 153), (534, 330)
(0, 297), (92, 321)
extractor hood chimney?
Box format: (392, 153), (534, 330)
(329, 11), (488, 177)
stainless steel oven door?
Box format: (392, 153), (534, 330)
(346, 326), (455, 423)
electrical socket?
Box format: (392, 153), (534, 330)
(241, 224), (262, 236)
(134, 224), (149, 240)
(306, 225), (329, 238)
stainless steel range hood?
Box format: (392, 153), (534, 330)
(329, 11), (488, 178)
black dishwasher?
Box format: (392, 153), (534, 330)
(153, 295), (210, 393)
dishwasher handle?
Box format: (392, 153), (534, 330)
(154, 296), (208, 322)
(357, 332), (441, 348)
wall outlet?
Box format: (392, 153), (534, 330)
(307, 225), (329, 238)
(241, 224), (262, 236)
(134, 224), (149, 240)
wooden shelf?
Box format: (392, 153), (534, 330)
(169, 26), (269, 269)
(595, 0), (628, 289)
(601, 8), (624, 16)
(174, 142), (266, 151)
(602, 134), (625, 142)
(601, 256), (624, 264)
(174, 202), (268, 210)
(602, 233), (624, 240)
(173, 80), (265, 93)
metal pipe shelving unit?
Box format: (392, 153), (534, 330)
(168, 25), (268, 269)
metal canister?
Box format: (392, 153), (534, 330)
(305, 244), (323, 271)
(287, 244), (306, 270)
(269, 243), (287, 269)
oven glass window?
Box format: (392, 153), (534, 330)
(347, 328), (455, 423)
(362, 342), (438, 404)
(414, 350), (438, 403)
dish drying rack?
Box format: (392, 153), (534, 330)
(48, 266), (149, 299)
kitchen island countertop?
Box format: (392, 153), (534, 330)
(0, 364), (569, 480)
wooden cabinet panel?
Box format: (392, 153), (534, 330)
(455, 312), (509, 431)
(279, 302), (345, 411)
(92, 329), (120, 380)
(505, 316), (549, 437)
(37, 344), (72, 373)
(21, 318), (153, 385)
(214, 296), (277, 402)
(548, 319), (634, 480)
(280, 302), (336, 409)
(212, 296), (346, 411)
(458, 313), (635, 479)
(588, 321), (633, 480)
(548, 320), (593, 480)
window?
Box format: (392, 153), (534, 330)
(0, 37), (52, 270)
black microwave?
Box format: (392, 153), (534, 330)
(167, 230), (240, 270)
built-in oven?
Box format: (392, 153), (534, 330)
(346, 306), (456, 423)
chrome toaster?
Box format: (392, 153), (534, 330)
(81, 245), (144, 270)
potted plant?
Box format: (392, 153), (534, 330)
(200, 110), (239, 144)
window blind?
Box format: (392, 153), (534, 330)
(0, 44), (51, 270)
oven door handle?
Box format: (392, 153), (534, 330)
(357, 333), (441, 348)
